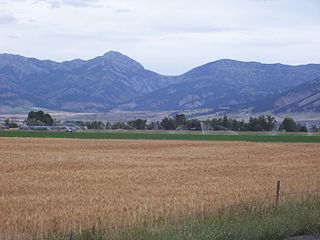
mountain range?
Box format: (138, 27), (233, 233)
(1, 51), (320, 116)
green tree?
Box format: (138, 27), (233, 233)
(161, 117), (176, 130)
(85, 121), (105, 129)
(186, 119), (201, 130)
(127, 119), (147, 130)
(280, 117), (298, 132)
(26, 110), (54, 126)
(247, 115), (276, 131)
(112, 122), (128, 130)
(265, 115), (276, 131)
(5, 118), (18, 128)
(174, 114), (187, 127)
(222, 116), (229, 128)
(248, 117), (263, 131)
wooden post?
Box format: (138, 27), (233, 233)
(275, 180), (281, 207)
(69, 231), (73, 240)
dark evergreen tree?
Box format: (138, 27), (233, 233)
(161, 117), (176, 130)
(127, 119), (147, 130)
(174, 114), (187, 127)
(26, 110), (54, 126)
(280, 117), (298, 132)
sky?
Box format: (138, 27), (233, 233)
(0, 0), (319, 75)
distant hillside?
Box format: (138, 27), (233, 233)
(120, 60), (320, 111)
(1, 52), (320, 115)
(253, 77), (320, 114)
(0, 51), (174, 112)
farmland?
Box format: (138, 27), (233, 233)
(0, 137), (319, 239)
(0, 130), (320, 142)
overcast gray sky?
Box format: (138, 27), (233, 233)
(0, 0), (319, 75)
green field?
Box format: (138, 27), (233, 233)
(1, 130), (320, 142)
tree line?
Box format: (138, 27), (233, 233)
(158, 114), (310, 132)
(66, 114), (313, 132)
(1, 110), (317, 133)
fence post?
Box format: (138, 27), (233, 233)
(69, 231), (73, 240)
(275, 180), (281, 207)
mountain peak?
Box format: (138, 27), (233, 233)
(102, 51), (135, 62)
(98, 51), (144, 70)
(103, 50), (124, 57)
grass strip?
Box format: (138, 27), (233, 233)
(1, 130), (320, 143)
(43, 198), (320, 240)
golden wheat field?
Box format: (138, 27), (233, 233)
(0, 137), (320, 239)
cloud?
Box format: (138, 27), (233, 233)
(8, 34), (19, 39)
(0, 0), (319, 75)
(49, 1), (60, 8)
(38, 0), (99, 8)
(0, 13), (17, 25)
(254, 0), (278, 2)
(115, 8), (131, 14)
(156, 23), (241, 34)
